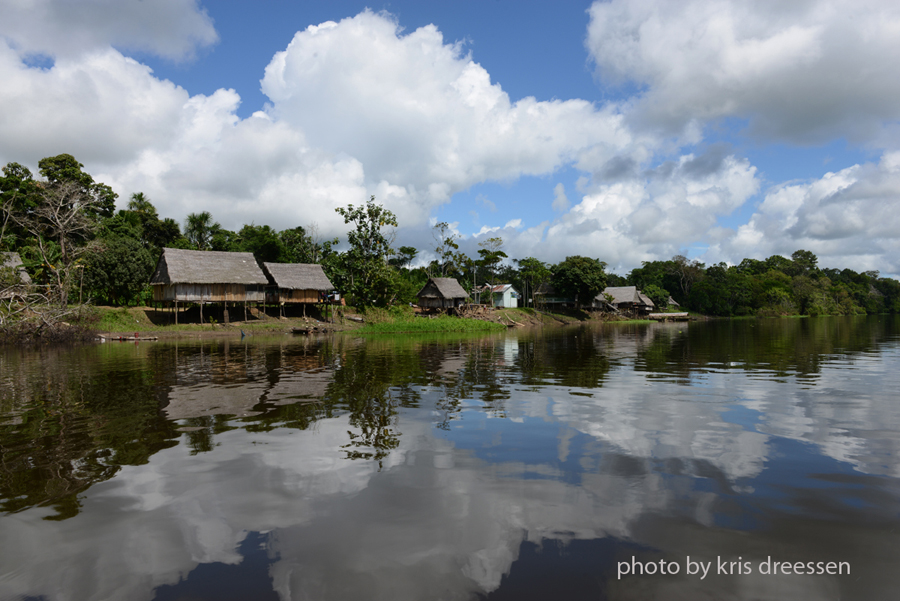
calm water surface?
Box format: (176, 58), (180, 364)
(1, 317), (899, 600)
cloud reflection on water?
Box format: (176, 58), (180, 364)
(0, 318), (899, 600)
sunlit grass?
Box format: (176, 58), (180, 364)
(358, 315), (505, 333)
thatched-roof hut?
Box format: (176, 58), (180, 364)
(1, 252), (31, 285)
(150, 248), (268, 303)
(1, 252), (32, 300)
(417, 277), (468, 309)
(262, 263), (334, 304)
(593, 286), (655, 314)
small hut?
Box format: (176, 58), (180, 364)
(1, 252), (32, 299)
(417, 277), (468, 309)
(479, 284), (519, 308)
(262, 263), (334, 304)
(150, 248), (268, 322)
(1, 252), (31, 285)
(262, 263), (334, 316)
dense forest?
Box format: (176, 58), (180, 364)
(2, 154), (899, 324)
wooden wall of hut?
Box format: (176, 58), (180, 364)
(152, 284), (266, 302)
(266, 288), (322, 304)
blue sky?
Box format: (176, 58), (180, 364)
(1, 0), (899, 276)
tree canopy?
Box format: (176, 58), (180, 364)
(551, 256), (608, 309)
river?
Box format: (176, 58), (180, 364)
(1, 316), (899, 600)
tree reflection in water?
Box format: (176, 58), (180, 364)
(0, 317), (899, 600)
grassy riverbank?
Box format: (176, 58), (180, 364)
(85, 304), (679, 340)
(359, 315), (506, 333)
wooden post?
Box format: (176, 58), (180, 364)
(200, 302), (203, 324)
(175, 301), (178, 325)
(244, 301), (247, 321)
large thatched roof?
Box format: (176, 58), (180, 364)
(597, 286), (640, 304)
(417, 277), (468, 299)
(638, 291), (656, 308)
(1, 252), (31, 284)
(597, 286), (655, 307)
(150, 248), (268, 285)
(262, 263), (334, 291)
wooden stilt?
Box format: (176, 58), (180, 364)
(200, 302), (203, 324)
(175, 300), (178, 325)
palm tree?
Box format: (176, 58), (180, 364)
(185, 211), (219, 250)
(127, 192), (157, 217)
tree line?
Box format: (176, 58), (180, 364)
(3, 154), (899, 318)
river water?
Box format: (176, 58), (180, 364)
(1, 316), (899, 600)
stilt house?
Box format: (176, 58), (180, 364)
(150, 248), (268, 304)
(262, 263), (334, 304)
(593, 286), (656, 314)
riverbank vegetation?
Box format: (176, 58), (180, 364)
(3, 154), (900, 342)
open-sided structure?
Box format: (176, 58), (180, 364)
(593, 286), (656, 314)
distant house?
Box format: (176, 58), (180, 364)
(150, 248), (268, 305)
(593, 286), (655, 314)
(1, 252), (31, 299)
(262, 263), (334, 305)
(479, 284), (519, 308)
(417, 277), (468, 309)
(534, 283), (574, 308)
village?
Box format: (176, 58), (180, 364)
(143, 247), (687, 327)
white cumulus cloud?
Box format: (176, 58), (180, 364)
(260, 10), (635, 225)
(587, 0), (900, 145)
(0, 0), (217, 60)
(715, 151), (900, 274)
(499, 148), (759, 271)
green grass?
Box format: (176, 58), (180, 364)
(603, 318), (653, 324)
(358, 315), (505, 333)
(95, 306), (148, 332)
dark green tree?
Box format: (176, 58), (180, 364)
(184, 211), (219, 250)
(237, 224), (285, 263)
(280, 224), (334, 264)
(390, 245), (418, 270)
(82, 235), (155, 305)
(10, 156), (117, 304)
(642, 283), (670, 310)
(38, 154), (116, 220)
(551, 256), (608, 309)
(514, 257), (550, 308)
(335, 196), (398, 306)
(1, 163), (40, 250)
(143, 217), (183, 250)
(477, 237), (506, 291)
